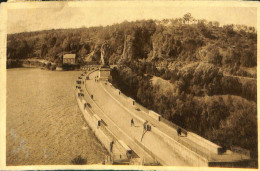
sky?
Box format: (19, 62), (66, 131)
(6, 2), (257, 34)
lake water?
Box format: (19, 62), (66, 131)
(6, 68), (108, 165)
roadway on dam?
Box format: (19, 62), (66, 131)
(84, 71), (188, 166)
(83, 70), (249, 166)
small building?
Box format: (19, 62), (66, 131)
(99, 67), (111, 81)
(63, 54), (76, 64)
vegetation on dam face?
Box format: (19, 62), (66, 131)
(7, 13), (257, 159)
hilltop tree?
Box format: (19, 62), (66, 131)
(183, 13), (193, 24)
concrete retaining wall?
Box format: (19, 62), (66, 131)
(118, 140), (131, 152)
(100, 76), (215, 165)
(99, 68), (110, 80)
(82, 70), (211, 165)
(76, 94), (111, 152)
(120, 92), (129, 101)
(105, 80), (218, 159)
(115, 89), (121, 95)
(148, 110), (161, 121)
(152, 127), (208, 167)
(188, 132), (221, 154)
(77, 74), (131, 158)
(127, 97), (135, 105)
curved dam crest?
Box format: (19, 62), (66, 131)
(75, 67), (251, 167)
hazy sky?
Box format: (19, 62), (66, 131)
(7, 2), (257, 34)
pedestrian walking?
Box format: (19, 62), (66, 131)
(143, 120), (148, 130)
(177, 127), (181, 136)
(131, 118), (134, 127)
(91, 95), (93, 99)
(110, 141), (114, 152)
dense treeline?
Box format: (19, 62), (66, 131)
(7, 14), (257, 160)
(116, 60), (256, 102)
(7, 14), (256, 77)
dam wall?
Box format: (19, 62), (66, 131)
(76, 95), (111, 152)
(104, 79), (223, 162)
(75, 71), (131, 161)
(151, 127), (208, 167)
(187, 132), (221, 154)
(148, 110), (161, 121)
(76, 95), (130, 160)
(101, 79), (209, 166)
(75, 69), (249, 166)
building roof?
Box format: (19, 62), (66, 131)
(63, 54), (76, 59)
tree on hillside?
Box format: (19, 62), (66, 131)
(183, 13), (193, 24)
(41, 44), (48, 58)
(213, 21), (220, 27)
(240, 49), (256, 67)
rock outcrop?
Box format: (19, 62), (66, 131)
(100, 42), (111, 66)
(84, 44), (101, 64)
(121, 35), (134, 62)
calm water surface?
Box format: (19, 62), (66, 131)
(7, 68), (108, 165)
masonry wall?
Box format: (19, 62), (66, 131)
(75, 73), (130, 160)
(77, 70), (215, 166)
(76, 95), (111, 152)
(151, 127), (209, 167)
(99, 69), (110, 79)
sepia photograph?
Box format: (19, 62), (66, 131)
(0, 1), (258, 170)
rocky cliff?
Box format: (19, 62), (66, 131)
(121, 35), (134, 62)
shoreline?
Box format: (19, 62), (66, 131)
(6, 65), (82, 71)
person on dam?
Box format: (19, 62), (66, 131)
(131, 118), (134, 127)
(110, 141), (114, 152)
(143, 120), (148, 130)
(177, 127), (182, 136)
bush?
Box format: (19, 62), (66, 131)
(50, 65), (56, 71)
(46, 62), (51, 70)
(71, 155), (87, 165)
(6, 59), (22, 68)
(221, 76), (242, 95)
